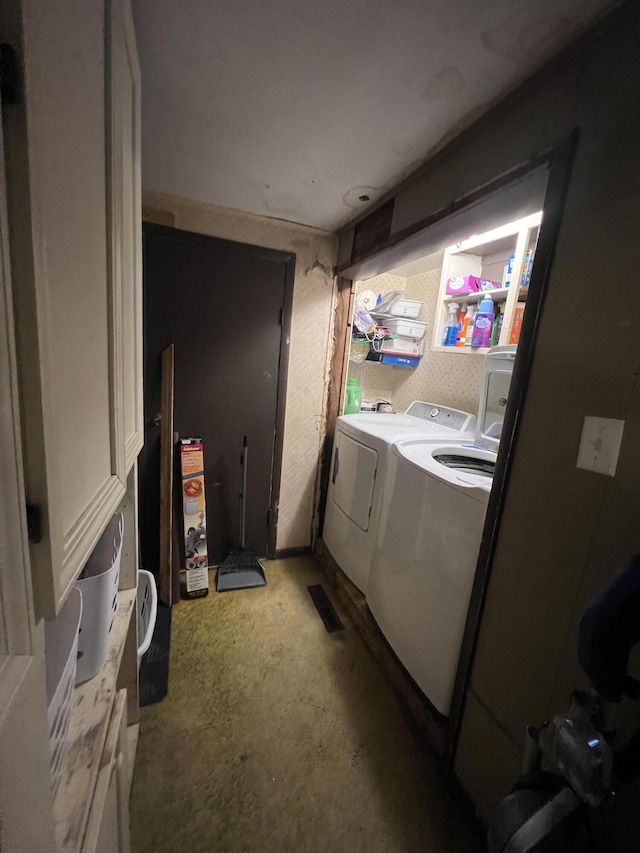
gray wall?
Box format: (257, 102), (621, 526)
(338, 3), (640, 844)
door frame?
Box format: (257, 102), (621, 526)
(446, 132), (578, 769)
(321, 133), (577, 761)
(267, 250), (295, 558)
(141, 221), (295, 561)
(317, 275), (354, 537)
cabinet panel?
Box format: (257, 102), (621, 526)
(0, 101), (35, 655)
(0, 656), (56, 850)
(3, 0), (127, 617)
(107, 0), (143, 473)
(95, 776), (120, 853)
(84, 689), (130, 853)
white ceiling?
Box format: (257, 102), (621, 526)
(132, 0), (614, 233)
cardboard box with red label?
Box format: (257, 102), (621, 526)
(180, 439), (209, 598)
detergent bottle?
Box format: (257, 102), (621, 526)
(344, 378), (362, 414)
(442, 302), (459, 347)
(455, 307), (467, 347)
(457, 304), (473, 347)
(490, 301), (505, 346)
(463, 304), (477, 347)
(471, 295), (494, 348)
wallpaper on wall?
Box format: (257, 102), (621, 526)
(394, 270), (485, 415)
(347, 268), (485, 416)
(142, 189), (337, 551)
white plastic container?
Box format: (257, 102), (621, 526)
(45, 586), (82, 796)
(384, 317), (427, 339)
(74, 513), (124, 685)
(137, 569), (158, 668)
(389, 299), (422, 319)
(381, 335), (425, 356)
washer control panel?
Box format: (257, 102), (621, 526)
(405, 400), (473, 433)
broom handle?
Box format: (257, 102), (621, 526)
(240, 435), (248, 548)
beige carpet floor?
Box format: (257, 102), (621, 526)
(130, 557), (483, 853)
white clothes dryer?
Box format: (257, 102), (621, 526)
(323, 402), (475, 594)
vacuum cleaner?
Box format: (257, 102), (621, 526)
(489, 554), (640, 852)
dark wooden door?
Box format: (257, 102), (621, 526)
(139, 223), (294, 572)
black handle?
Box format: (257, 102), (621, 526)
(332, 446), (340, 484)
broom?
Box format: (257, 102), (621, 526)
(216, 435), (267, 592)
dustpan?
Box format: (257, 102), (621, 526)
(216, 436), (267, 592)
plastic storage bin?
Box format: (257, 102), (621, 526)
(384, 318), (427, 339)
(45, 586), (82, 796)
(389, 299), (422, 319)
(75, 513), (124, 684)
(137, 569), (158, 668)
(380, 335), (424, 356)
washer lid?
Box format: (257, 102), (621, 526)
(394, 440), (496, 496)
(432, 452), (495, 479)
(476, 345), (517, 449)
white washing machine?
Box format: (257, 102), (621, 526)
(322, 402), (475, 594)
(366, 346), (517, 715)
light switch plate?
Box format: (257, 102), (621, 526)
(576, 416), (625, 476)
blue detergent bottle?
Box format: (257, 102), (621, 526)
(471, 295), (495, 348)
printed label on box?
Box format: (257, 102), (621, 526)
(186, 565), (209, 594)
(180, 439), (209, 596)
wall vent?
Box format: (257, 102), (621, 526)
(351, 199), (395, 264)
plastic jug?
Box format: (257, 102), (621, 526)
(442, 302), (459, 347)
(344, 378), (362, 414)
(471, 295), (495, 348)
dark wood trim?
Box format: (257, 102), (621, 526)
(140, 220), (296, 267)
(273, 546), (312, 560)
(317, 276), (354, 537)
(340, 287), (357, 413)
(447, 766), (490, 841)
(158, 344), (175, 606)
(267, 255), (295, 559)
(340, 149), (554, 274)
(446, 132), (579, 775)
(172, 430), (181, 603)
(315, 538), (448, 759)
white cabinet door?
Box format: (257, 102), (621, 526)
(107, 0), (143, 474)
(2, 0), (128, 618)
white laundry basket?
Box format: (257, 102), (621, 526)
(45, 586), (82, 796)
(137, 570), (158, 668)
(75, 513), (124, 684)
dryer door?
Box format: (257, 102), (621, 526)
(331, 431), (378, 531)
